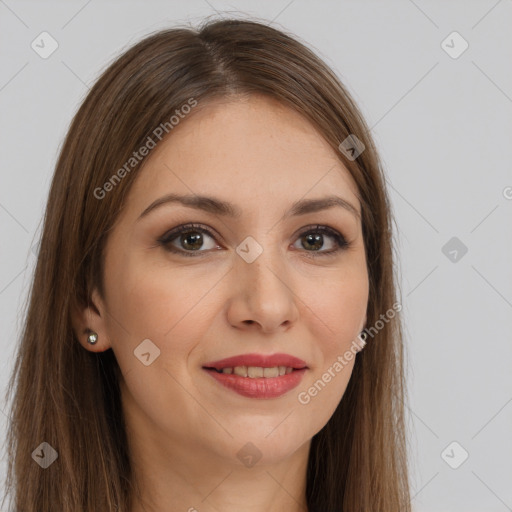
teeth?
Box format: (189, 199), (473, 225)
(233, 366), (247, 377)
(220, 366), (295, 377)
(248, 366), (263, 378)
(263, 367), (279, 378)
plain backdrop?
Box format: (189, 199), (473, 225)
(1, 1), (511, 510)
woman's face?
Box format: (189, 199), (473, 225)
(85, 95), (369, 468)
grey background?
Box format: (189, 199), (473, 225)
(1, 1), (511, 510)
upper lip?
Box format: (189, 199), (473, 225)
(202, 353), (308, 370)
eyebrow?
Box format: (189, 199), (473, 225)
(137, 193), (360, 221)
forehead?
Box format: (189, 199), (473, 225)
(125, 94), (360, 218)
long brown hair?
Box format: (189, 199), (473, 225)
(3, 17), (411, 511)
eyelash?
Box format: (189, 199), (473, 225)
(157, 222), (350, 259)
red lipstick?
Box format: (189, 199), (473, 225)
(202, 352), (308, 399)
(203, 353), (307, 370)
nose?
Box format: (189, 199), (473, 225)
(225, 247), (300, 334)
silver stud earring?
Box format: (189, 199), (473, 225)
(87, 331), (98, 345)
(357, 331), (367, 352)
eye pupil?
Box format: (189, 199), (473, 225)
(302, 233), (323, 251)
(160, 224), (347, 258)
(182, 232), (203, 250)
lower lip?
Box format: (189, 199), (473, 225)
(203, 368), (307, 399)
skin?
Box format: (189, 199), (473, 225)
(74, 94), (369, 512)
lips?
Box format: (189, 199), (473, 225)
(202, 352), (308, 371)
(202, 352), (308, 399)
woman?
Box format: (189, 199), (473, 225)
(4, 17), (411, 512)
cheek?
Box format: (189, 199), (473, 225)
(104, 256), (223, 377)
(104, 261), (225, 438)
(295, 357), (355, 433)
(299, 264), (369, 344)
(293, 265), (367, 414)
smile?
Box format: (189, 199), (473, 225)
(210, 365), (295, 377)
(203, 366), (307, 399)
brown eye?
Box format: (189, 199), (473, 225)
(178, 231), (206, 251)
(158, 223), (221, 256)
(158, 223), (349, 258)
(293, 225), (349, 256)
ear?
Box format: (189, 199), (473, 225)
(72, 288), (112, 353)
